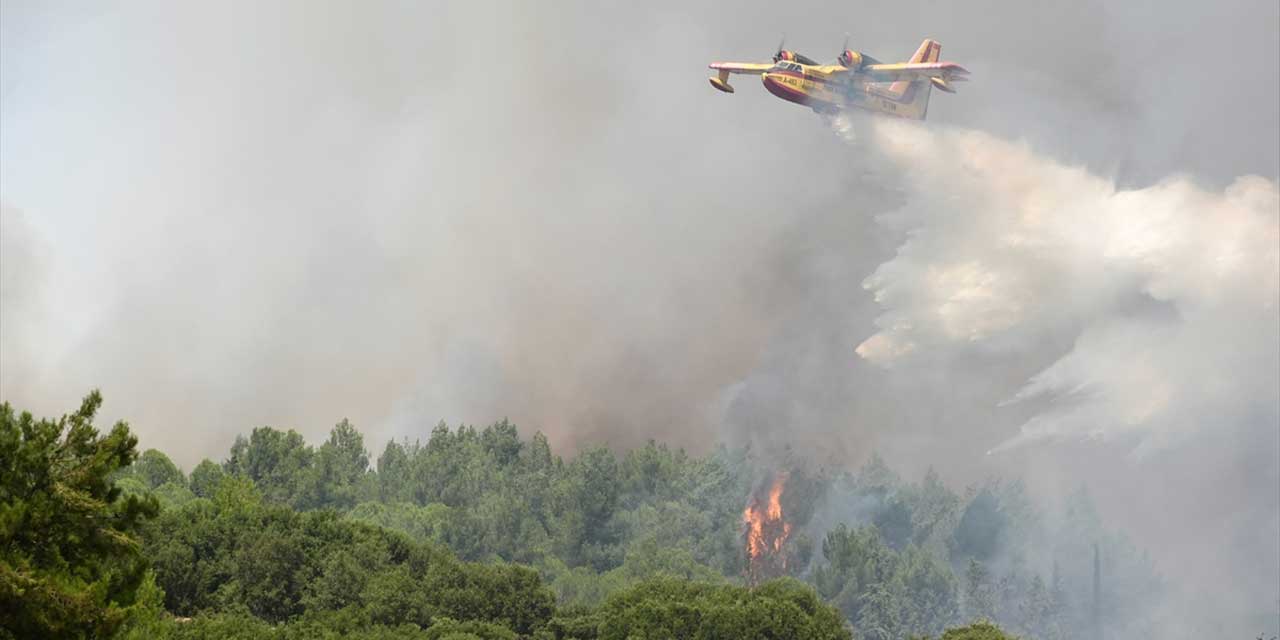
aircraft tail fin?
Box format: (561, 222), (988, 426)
(911, 38), (942, 64)
(884, 38), (941, 99)
(883, 38), (940, 119)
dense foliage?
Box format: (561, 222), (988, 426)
(914, 621), (1015, 640)
(0, 392), (159, 639)
(145, 478), (555, 632)
(561, 577), (851, 640)
(5, 392), (1163, 638)
(170, 420), (1154, 637)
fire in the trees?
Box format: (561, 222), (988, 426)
(742, 472), (792, 584)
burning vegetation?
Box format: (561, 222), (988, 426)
(743, 471), (793, 585)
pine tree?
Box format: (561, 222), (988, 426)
(964, 558), (997, 622)
(1017, 574), (1051, 637)
(0, 392), (159, 638)
(1045, 560), (1071, 640)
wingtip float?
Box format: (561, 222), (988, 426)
(709, 68), (735, 93)
(708, 37), (970, 120)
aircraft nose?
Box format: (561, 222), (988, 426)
(760, 72), (793, 102)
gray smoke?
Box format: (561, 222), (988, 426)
(2, 0), (1276, 634)
(849, 116), (1279, 634)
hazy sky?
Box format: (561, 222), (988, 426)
(2, 0), (1277, 633)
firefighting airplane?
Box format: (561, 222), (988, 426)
(708, 37), (968, 119)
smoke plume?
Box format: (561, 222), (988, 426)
(858, 119), (1279, 457)
(843, 116), (1280, 634)
(2, 0), (1277, 633)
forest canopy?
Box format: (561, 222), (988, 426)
(3, 392), (1152, 639)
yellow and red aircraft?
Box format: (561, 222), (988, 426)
(709, 37), (968, 119)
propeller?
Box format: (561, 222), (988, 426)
(772, 35), (786, 62)
(837, 33), (860, 67)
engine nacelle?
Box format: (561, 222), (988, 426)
(838, 49), (863, 69)
(773, 50), (820, 65)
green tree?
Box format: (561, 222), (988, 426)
(593, 576), (850, 640)
(873, 493), (915, 551)
(963, 559), (997, 623)
(224, 426), (315, 507)
(480, 419), (522, 467)
(113, 570), (170, 640)
(906, 468), (960, 551)
(857, 583), (906, 640)
(552, 447), (621, 570)
(893, 545), (958, 635)
(424, 617), (516, 640)
(1045, 562), (1069, 640)
(858, 454), (901, 493)
(0, 391), (160, 638)
(813, 525), (896, 625)
(1015, 574), (1051, 637)
(188, 458), (226, 498)
(311, 418), (371, 510)
(376, 439), (415, 503)
(72, 413), (1167, 640)
(813, 524), (957, 638)
(927, 620), (1016, 639)
(523, 431), (554, 474)
(952, 489), (1005, 562)
(131, 448), (185, 489)
(152, 481), (197, 509)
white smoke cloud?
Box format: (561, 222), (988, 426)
(856, 120), (1279, 456)
(842, 118), (1279, 633)
(3, 1), (1277, 631)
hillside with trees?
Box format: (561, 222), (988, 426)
(4, 392), (1160, 638)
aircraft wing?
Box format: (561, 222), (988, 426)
(862, 61), (970, 82)
(707, 62), (774, 93)
(708, 62), (774, 75)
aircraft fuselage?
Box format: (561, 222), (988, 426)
(760, 63), (930, 119)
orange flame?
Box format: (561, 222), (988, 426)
(766, 478), (785, 520)
(742, 472), (792, 582)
